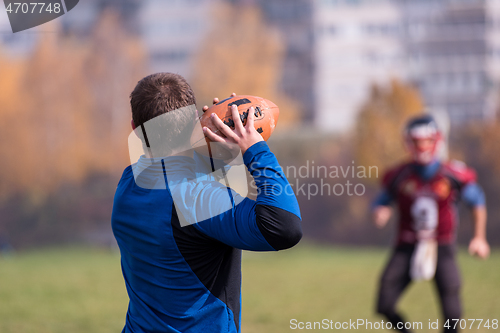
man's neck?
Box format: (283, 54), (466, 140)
(412, 159), (441, 181)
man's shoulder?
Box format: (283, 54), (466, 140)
(121, 165), (134, 179)
(114, 165), (135, 190)
(441, 160), (477, 185)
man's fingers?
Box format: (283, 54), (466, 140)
(479, 243), (490, 259)
(203, 126), (227, 143)
(202, 105), (209, 112)
(212, 93), (235, 105)
(469, 239), (490, 259)
(246, 106), (255, 129)
(210, 113), (239, 140)
(230, 104), (245, 132)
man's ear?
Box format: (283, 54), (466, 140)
(131, 119), (136, 130)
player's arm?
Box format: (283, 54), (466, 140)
(462, 183), (490, 259)
(195, 104), (302, 251)
(371, 172), (396, 229)
(469, 205), (489, 259)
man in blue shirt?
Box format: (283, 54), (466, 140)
(112, 73), (302, 333)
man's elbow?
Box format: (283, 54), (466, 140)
(278, 214), (302, 250)
(255, 205), (302, 251)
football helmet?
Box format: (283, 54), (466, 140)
(404, 115), (442, 165)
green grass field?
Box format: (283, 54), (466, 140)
(0, 243), (498, 333)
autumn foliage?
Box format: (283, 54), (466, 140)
(0, 11), (146, 201)
(192, 2), (300, 128)
(0, 11), (147, 247)
(354, 80), (424, 175)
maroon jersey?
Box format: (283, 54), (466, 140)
(382, 161), (477, 245)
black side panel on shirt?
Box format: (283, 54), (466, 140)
(255, 204), (302, 251)
(171, 206), (242, 330)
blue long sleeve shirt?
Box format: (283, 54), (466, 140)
(111, 141), (302, 333)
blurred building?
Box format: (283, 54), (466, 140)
(1, 0), (499, 130)
(486, 0), (500, 120)
(139, 0), (211, 79)
(257, 0), (316, 122)
(314, 0), (495, 132)
(401, 0), (492, 125)
(313, 0), (405, 132)
(63, 0), (210, 80)
(97, 0), (141, 33)
(0, 0), (140, 55)
(228, 0), (316, 122)
(0, 6), (38, 56)
(61, 0), (141, 35)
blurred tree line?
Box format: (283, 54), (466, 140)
(354, 80), (423, 175)
(0, 2), (301, 250)
(0, 2), (498, 249)
(0, 10), (146, 248)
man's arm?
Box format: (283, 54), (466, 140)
(186, 104), (302, 251)
(468, 206), (489, 259)
(371, 190), (393, 229)
(462, 183), (490, 259)
(370, 164), (405, 229)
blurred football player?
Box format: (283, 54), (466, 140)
(372, 114), (489, 333)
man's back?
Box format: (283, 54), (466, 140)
(113, 164), (242, 333)
(112, 143), (302, 333)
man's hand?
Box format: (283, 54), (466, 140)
(373, 206), (392, 229)
(469, 237), (490, 259)
(202, 93), (236, 113)
(203, 104), (264, 155)
(469, 205), (489, 259)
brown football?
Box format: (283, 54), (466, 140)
(200, 95), (279, 142)
(191, 95), (279, 160)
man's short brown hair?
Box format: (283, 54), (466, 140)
(130, 73), (196, 128)
(130, 73), (197, 156)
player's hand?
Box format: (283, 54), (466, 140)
(203, 104), (264, 154)
(202, 93), (236, 113)
(373, 206), (392, 229)
(469, 237), (490, 259)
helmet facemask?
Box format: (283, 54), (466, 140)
(404, 117), (442, 165)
